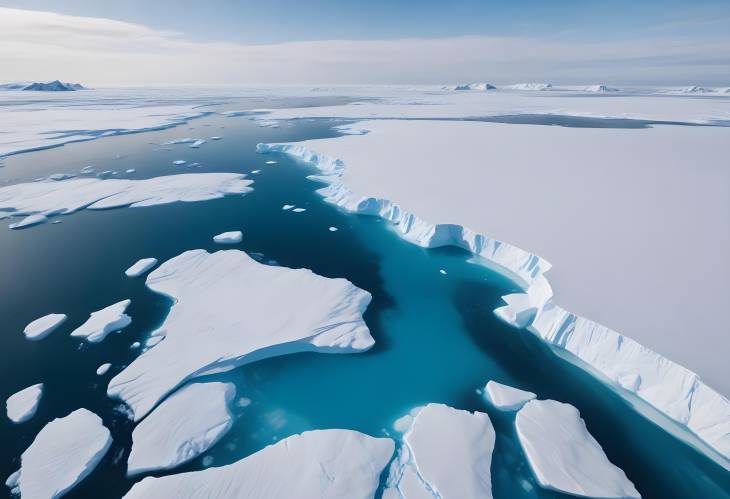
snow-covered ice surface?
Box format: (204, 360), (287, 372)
(6, 384), (43, 423)
(127, 382), (235, 476)
(482, 380), (536, 411)
(385, 403), (495, 498)
(123, 429), (393, 499)
(257, 115), (730, 462)
(108, 249), (374, 420)
(212, 231), (243, 244)
(23, 313), (67, 341)
(0, 173), (253, 229)
(125, 258), (158, 277)
(70, 299), (132, 343)
(516, 399), (641, 498)
(12, 408), (112, 499)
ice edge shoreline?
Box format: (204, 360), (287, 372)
(256, 141), (730, 467)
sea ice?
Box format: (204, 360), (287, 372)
(127, 382), (235, 476)
(210, 136), (222, 140)
(213, 231), (243, 244)
(123, 429), (393, 499)
(23, 313), (67, 341)
(509, 83), (553, 91)
(70, 299), (132, 343)
(108, 249), (374, 420)
(189, 140), (206, 148)
(516, 399), (640, 498)
(96, 363), (112, 376)
(482, 380), (536, 411)
(125, 258), (158, 277)
(584, 84), (620, 92)
(12, 409), (112, 499)
(292, 207), (306, 213)
(282, 204), (295, 210)
(172, 160), (186, 165)
(328, 226), (338, 232)
(6, 384), (43, 423)
(453, 82), (496, 91)
(125, 169), (136, 174)
(265, 160), (277, 164)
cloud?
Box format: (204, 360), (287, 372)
(1, 7), (728, 85)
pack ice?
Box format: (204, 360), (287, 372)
(127, 382), (235, 476)
(9, 408), (112, 499)
(108, 249), (374, 420)
(23, 313), (67, 341)
(516, 399), (640, 498)
(123, 429), (394, 499)
(6, 383), (44, 423)
(0, 173), (253, 229)
(70, 299), (132, 343)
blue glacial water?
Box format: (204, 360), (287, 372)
(0, 110), (729, 499)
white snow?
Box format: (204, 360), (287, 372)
(23, 313), (67, 341)
(482, 380), (536, 411)
(70, 299), (132, 343)
(127, 382), (235, 476)
(257, 116), (730, 462)
(108, 249), (374, 421)
(123, 429), (393, 499)
(12, 408), (112, 499)
(125, 258), (158, 277)
(6, 384), (44, 423)
(516, 399), (640, 498)
(96, 363), (112, 376)
(385, 403), (495, 498)
(0, 173), (253, 229)
(213, 231), (243, 244)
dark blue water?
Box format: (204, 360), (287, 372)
(0, 112), (728, 499)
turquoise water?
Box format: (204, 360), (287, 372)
(0, 112), (728, 498)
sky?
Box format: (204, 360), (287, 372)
(1, 0), (729, 86)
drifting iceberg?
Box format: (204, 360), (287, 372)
(453, 83), (496, 91)
(70, 300), (132, 343)
(22, 80), (84, 92)
(108, 249), (374, 420)
(481, 380), (536, 411)
(213, 231), (243, 244)
(23, 313), (67, 341)
(385, 403), (495, 498)
(127, 382), (235, 476)
(6, 384), (44, 423)
(0, 173), (253, 229)
(123, 429), (393, 499)
(516, 399), (640, 498)
(584, 85), (620, 92)
(125, 258), (158, 277)
(11, 409), (112, 499)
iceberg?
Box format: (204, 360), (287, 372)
(453, 83), (496, 91)
(123, 429), (393, 499)
(23, 313), (67, 340)
(677, 86), (708, 93)
(0, 173), (253, 229)
(127, 382), (235, 476)
(108, 249), (374, 420)
(70, 299), (132, 343)
(22, 80), (84, 92)
(481, 380), (536, 411)
(509, 83), (552, 91)
(213, 231), (243, 244)
(125, 258), (158, 277)
(96, 363), (112, 376)
(385, 403), (495, 498)
(584, 85), (620, 92)
(11, 409), (112, 499)
(516, 399), (640, 498)
(6, 383), (43, 423)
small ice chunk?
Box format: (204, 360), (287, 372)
(96, 363), (112, 376)
(251, 170), (261, 174)
(125, 258), (158, 277)
(516, 399), (640, 498)
(328, 226), (338, 232)
(127, 382), (236, 476)
(15, 409), (112, 499)
(189, 140), (206, 148)
(236, 397), (251, 408)
(125, 169), (136, 174)
(213, 231), (243, 244)
(6, 384), (44, 423)
(439, 269), (447, 275)
(130, 341), (141, 349)
(70, 300), (132, 343)
(210, 136), (222, 140)
(282, 204), (295, 210)
(265, 160), (277, 165)
(292, 208), (306, 213)
(482, 380), (536, 411)
(80, 166), (95, 174)
(24, 313), (67, 341)
(172, 160), (186, 165)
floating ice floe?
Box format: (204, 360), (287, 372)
(251, 169), (261, 174)
(130, 341), (141, 349)
(125, 169), (136, 174)
(189, 140), (206, 148)
(516, 399), (640, 498)
(265, 160), (277, 165)
(10, 408), (112, 499)
(509, 83), (553, 91)
(453, 82), (496, 91)
(282, 204), (295, 210)
(385, 403), (495, 498)
(439, 269), (447, 275)
(210, 136), (222, 140)
(96, 363), (112, 376)
(583, 84), (620, 92)
(0, 173), (253, 229)
(213, 231), (243, 244)
(23, 313), (67, 341)
(127, 382), (235, 476)
(70, 300), (132, 343)
(481, 380), (536, 411)
(125, 258), (158, 277)
(328, 226), (338, 232)
(6, 384), (44, 423)
(172, 160), (186, 165)
(123, 429), (393, 499)
(292, 207), (306, 213)
(108, 249), (374, 420)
